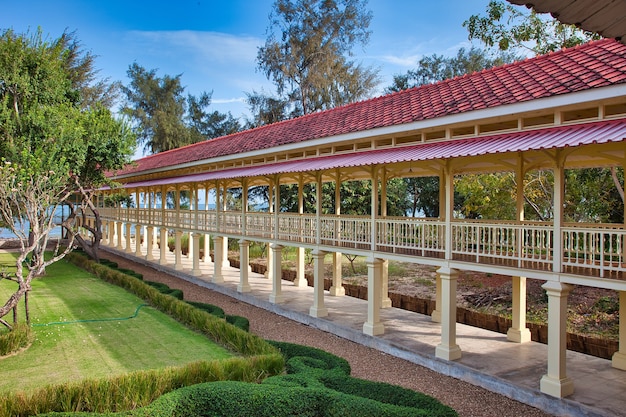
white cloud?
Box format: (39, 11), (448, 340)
(127, 30), (262, 64)
(212, 97), (247, 104)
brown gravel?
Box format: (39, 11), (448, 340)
(102, 252), (553, 417)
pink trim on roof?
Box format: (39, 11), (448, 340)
(112, 118), (626, 189)
(115, 39), (626, 178)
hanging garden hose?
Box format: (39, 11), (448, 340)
(31, 304), (149, 327)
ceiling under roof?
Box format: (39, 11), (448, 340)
(507, 0), (626, 43)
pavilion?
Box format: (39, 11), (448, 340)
(96, 38), (626, 399)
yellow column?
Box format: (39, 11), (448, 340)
(238, 239), (251, 293)
(310, 249), (328, 317)
(116, 221), (123, 250)
(174, 230), (183, 271)
(134, 224), (142, 257)
(159, 227), (168, 266)
(508, 156), (531, 342)
(508, 276), (532, 342)
(191, 232), (201, 276)
(269, 243), (284, 304)
(330, 177), (345, 296)
(145, 226), (154, 261)
(380, 171), (391, 308)
(435, 266), (462, 361)
(213, 236), (224, 283)
(363, 256), (384, 336)
(612, 292), (626, 369)
(125, 223), (132, 254)
(431, 272), (442, 322)
(294, 177), (307, 287)
(540, 281), (575, 398)
(614, 162), (626, 369)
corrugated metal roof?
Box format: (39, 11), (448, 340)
(117, 118), (626, 189)
(114, 39), (626, 178)
(508, 0), (626, 43)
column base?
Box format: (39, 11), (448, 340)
(431, 309), (441, 323)
(293, 278), (308, 287)
(192, 269), (202, 277)
(382, 297), (392, 308)
(329, 285), (345, 296)
(612, 351), (626, 370)
(507, 327), (532, 343)
(237, 283), (251, 293)
(309, 306), (328, 318)
(363, 322), (384, 336)
(212, 274), (224, 284)
(540, 375), (575, 398)
(174, 264), (183, 271)
(269, 294), (285, 304)
(435, 344), (462, 361)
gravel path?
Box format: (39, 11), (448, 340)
(103, 252), (553, 417)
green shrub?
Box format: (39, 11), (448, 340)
(225, 315), (249, 332)
(187, 301), (225, 318)
(0, 323), (32, 356)
(39, 341), (455, 416)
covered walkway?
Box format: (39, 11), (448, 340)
(104, 244), (625, 417)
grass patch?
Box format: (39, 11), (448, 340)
(0, 253), (233, 394)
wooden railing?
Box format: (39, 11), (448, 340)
(96, 208), (626, 279)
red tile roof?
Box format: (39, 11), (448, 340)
(116, 39), (626, 177)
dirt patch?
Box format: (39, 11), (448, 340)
(280, 255), (619, 341)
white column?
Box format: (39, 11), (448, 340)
(238, 239), (251, 293)
(435, 266), (462, 361)
(363, 256), (384, 335)
(269, 243), (284, 304)
(265, 181), (273, 280)
(191, 232), (201, 276)
(221, 186), (229, 266)
(310, 249), (328, 317)
(540, 281), (575, 398)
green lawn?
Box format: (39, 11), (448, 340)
(0, 253), (233, 393)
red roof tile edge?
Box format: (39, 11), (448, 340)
(115, 39), (626, 178)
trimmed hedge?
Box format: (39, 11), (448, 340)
(40, 341), (456, 416)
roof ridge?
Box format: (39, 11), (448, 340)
(116, 39), (626, 177)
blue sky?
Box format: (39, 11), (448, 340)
(3, 0), (493, 121)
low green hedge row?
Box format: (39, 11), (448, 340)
(97, 258), (250, 331)
(39, 341), (456, 417)
(0, 323), (32, 357)
(4, 356), (281, 417)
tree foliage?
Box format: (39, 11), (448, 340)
(0, 28), (135, 328)
(122, 63), (240, 154)
(463, 0), (601, 55)
(386, 47), (519, 93)
(256, 0), (379, 116)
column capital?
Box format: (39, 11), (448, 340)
(311, 248), (327, 257)
(541, 281), (574, 296)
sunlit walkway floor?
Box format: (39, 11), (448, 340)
(104, 245), (626, 417)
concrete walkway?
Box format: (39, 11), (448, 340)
(105, 246), (626, 417)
